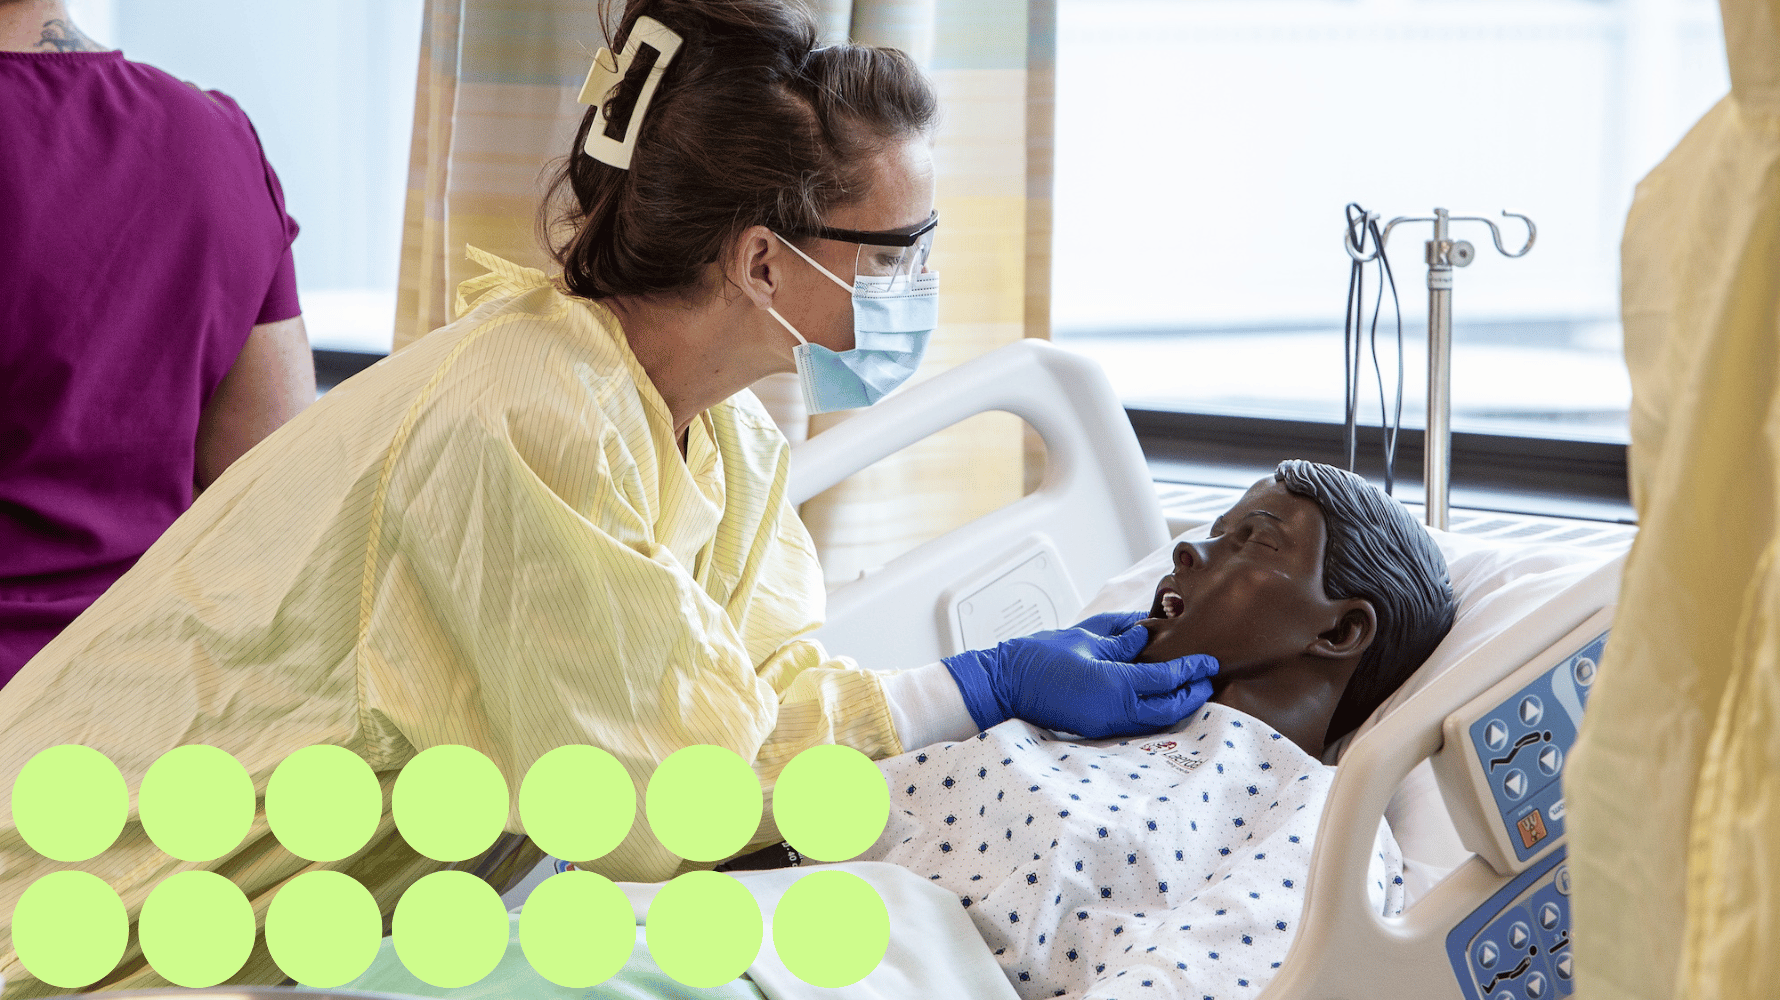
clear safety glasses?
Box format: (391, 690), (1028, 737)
(783, 211), (938, 290)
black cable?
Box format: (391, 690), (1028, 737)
(1342, 204), (1365, 473)
(1370, 213), (1404, 495)
(1342, 204), (1405, 495)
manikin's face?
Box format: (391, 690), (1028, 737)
(1135, 478), (1358, 675)
(772, 138), (935, 353)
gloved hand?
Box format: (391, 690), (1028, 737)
(942, 623), (1218, 739)
(1069, 611), (1148, 638)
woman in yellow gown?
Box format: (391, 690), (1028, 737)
(0, 1), (1211, 992)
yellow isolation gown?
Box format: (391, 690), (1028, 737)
(0, 248), (902, 995)
(1565, 0), (1780, 995)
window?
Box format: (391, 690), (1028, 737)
(1051, 0), (1728, 447)
(67, 0), (426, 356)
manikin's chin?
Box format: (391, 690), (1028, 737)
(1134, 617), (1192, 664)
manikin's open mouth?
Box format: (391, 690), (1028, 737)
(1157, 586), (1184, 619)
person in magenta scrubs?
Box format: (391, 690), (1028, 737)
(0, 0), (317, 685)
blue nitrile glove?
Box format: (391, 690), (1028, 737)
(1069, 611), (1148, 638)
(941, 624), (1219, 739)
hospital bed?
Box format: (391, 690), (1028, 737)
(75, 342), (1618, 1000)
(783, 339), (1620, 1000)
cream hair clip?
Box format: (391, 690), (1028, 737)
(576, 16), (684, 169)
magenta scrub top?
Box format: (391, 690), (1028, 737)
(0, 50), (301, 686)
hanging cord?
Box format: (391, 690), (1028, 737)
(1342, 204), (1405, 494)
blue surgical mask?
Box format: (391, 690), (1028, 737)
(767, 235), (939, 414)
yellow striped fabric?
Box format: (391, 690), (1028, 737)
(0, 250), (899, 996)
(1565, 1), (1780, 995)
(391, 0), (1057, 586)
(395, 0), (610, 352)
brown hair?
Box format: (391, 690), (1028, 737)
(541, 0), (939, 302)
(1272, 460), (1459, 747)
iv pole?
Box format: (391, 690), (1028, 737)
(1344, 208), (1536, 530)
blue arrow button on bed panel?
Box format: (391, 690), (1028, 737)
(1475, 940), (1499, 969)
(1484, 720), (1510, 750)
(1502, 770), (1528, 800)
(1554, 952), (1574, 979)
(1519, 696), (1544, 726)
(1538, 746), (1563, 776)
(1509, 922), (1530, 950)
(1525, 881), (1571, 955)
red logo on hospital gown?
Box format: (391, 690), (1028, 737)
(1138, 739), (1200, 774)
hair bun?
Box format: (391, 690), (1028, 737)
(543, 0), (937, 300)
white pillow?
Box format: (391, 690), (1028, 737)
(1077, 522), (1617, 903)
(1333, 529), (1616, 755)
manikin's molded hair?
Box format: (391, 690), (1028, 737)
(1273, 459), (1458, 747)
(541, 0), (939, 302)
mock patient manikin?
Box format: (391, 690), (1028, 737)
(856, 460), (1458, 999)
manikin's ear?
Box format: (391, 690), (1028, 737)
(725, 224), (785, 311)
(1306, 599), (1377, 660)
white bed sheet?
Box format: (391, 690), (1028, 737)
(622, 863), (1022, 1000)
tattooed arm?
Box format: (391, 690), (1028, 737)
(0, 2), (108, 54)
(35, 17), (104, 52)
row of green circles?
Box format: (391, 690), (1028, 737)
(11, 742), (892, 990)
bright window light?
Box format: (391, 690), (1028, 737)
(1052, 0), (1728, 442)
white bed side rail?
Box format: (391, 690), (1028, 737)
(1259, 553), (1625, 1000)
(789, 339), (1170, 671)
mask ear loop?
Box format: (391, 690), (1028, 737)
(765, 232), (856, 345)
(774, 233), (857, 293)
(767, 307), (809, 346)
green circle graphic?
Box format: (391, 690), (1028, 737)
(772, 744), (889, 862)
(518, 744), (635, 862)
(12, 744), (126, 862)
(645, 745), (761, 862)
(517, 870), (635, 987)
(392, 744), (508, 863)
(267, 744), (381, 862)
(646, 871), (762, 988)
(772, 870), (889, 987)
(139, 744), (255, 863)
(139, 870), (255, 987)
(391, 870), (509, 987)
(12, 871), (127, 988)
(266, 870), (382, 987)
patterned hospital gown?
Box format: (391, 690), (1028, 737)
(856, 702), (1404, 1000)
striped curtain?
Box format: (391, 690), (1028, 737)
(798, 0), (1058, 585)
(394, 0), (605, 350)
(393, 0), (1058, 584)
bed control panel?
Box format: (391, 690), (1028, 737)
(1447, 847), (1573, 1000)
(1435, 606), (1613, 875)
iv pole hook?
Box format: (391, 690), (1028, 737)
(1343, 210), (1535, 261)
(1445, 211), (1537, 258)
(1338, 206), (1537, 532)
(1344, 214), (1436, 262)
